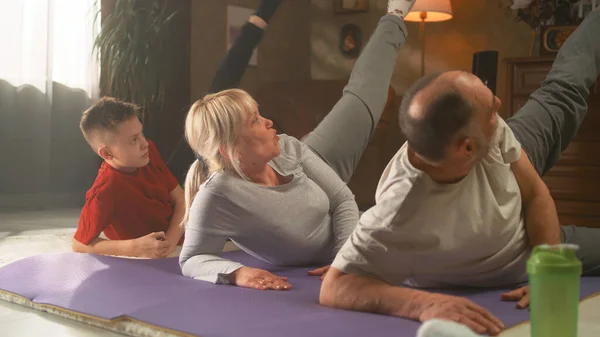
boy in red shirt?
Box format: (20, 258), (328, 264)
(73, 97), (185, 258)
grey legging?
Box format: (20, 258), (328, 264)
(302, 14), (406, 183)
(506, 10), (600, 276)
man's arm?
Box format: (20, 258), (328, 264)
(320, 267), (424, 318)
(512, 148), (561, 246)
(72, 232), (170, 258)
(320, 268), (504, 336)
(319, 166), (505, 336)
(319, 199), (504, 335)
(165, 184), (186, 255)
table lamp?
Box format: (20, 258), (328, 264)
(404, 0), (453, 77)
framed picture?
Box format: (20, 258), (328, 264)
(227, 5), (258, 66)
(334, 0), (369, 13)
(540, 25), (577, 55)
(339, 24), (362, 58)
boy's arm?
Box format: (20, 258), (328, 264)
(165, 184), (186, 255)
(144, 139), (186, 254)
(73, 183), (171, 258)
(72, 232), (169, 258)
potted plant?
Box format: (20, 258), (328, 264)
(511, 0), (580, 28)
(93, 0), (180, 139)
(503, 0), (582, 55)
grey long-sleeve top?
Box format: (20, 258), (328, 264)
(179, 134), (359, 283)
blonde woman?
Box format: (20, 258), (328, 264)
(168, 0), (282, 183)
(179, 0), (415, 290)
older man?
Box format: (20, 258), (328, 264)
(320, 7), (600, 337)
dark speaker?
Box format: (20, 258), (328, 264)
(472, 50), (499, 95)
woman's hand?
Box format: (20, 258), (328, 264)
(229, 266), (292, 290)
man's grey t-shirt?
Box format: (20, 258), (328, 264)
(180, 134), (359, 283)
(332, 117), (530, 288)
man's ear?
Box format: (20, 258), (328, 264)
(458, 137), (476, 158)
(98, 146), (113, 161)
(459, 137), (474, 156)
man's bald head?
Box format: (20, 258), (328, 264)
(399, 71), (480, 163)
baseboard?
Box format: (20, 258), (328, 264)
(0, 192), (85, 210)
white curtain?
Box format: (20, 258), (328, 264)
(0, 0), (102, 205)
(0, 0), (100, 98)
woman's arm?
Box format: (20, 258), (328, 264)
(179, 188), (291, 290)
(179, 190), (244, 283)
(293, 137), (359, 252)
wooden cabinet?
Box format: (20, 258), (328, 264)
(506, 57), (600, 228)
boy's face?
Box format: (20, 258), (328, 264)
(99, 117), (150, 172)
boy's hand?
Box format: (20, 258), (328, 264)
(133, 231), (170, 258)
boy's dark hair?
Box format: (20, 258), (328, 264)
(80, 97), (141, 147)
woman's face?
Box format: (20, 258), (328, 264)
(236, 108), (280, 170)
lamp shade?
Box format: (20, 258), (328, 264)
(404, 0), (453, 22)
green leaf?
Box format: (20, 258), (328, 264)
(93, 0), (180, 123)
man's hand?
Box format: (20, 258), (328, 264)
(228, 267), (292, 290)
(308, 265), (330, 280)
(419, 293), (505, 336)
(500, 286), (530, 309)
(132, 231), (170, 258)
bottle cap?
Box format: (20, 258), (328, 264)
(527, 243), (582, 275)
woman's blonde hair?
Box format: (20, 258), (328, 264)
(181, 88), (258, 227)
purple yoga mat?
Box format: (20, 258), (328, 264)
(0, 251), (598, 337)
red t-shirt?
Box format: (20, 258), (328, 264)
(74, 141), (180, 245)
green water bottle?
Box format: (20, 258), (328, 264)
(527, 243), (582, 337)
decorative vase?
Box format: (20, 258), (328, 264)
(529, 28), (541, 56)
